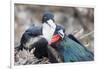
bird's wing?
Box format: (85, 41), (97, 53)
(68, 34), (84, 46)
(59, 35), (94, 62)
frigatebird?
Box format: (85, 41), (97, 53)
(16, 12), (94, 63)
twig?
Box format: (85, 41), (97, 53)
(79, 31), (94, 39)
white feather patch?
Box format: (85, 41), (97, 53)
(42, 19), (56, 41)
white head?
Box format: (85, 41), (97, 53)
(42, 12), (56, 41)
(42, 19), (56, 41)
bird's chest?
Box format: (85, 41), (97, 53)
(42, 23), (56, 41)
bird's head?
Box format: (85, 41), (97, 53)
(42, 12), (54, 24)
(42, 12), (56, 41)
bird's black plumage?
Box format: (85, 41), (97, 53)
(15, 25), (49, 58)
(16, 25), (42, 50)
(42, 12), (54, 23)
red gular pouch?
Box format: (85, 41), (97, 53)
(48, 34), (61, 45)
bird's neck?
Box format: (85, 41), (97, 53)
(42, 20), (56, 41)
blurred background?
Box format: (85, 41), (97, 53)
(14, 4), (94, 65)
